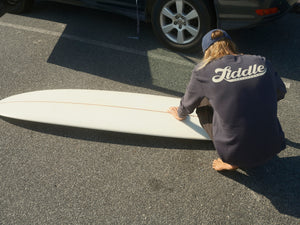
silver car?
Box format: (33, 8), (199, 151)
(7, 0), (298, 52)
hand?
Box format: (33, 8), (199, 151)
(168, 106), (186, 121)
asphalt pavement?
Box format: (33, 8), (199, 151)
(0, 2), (299, 224)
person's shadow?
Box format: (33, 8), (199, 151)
(219, 155), (300, 218)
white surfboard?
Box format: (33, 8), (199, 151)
(0, 89), (210, 140)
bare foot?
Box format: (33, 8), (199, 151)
(212, 158), (238, 171)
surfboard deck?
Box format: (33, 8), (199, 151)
(0, 89), (210, 140)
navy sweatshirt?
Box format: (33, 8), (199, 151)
(178, 54), (286, 167)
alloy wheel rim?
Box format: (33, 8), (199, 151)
(160, 0), (201, 45)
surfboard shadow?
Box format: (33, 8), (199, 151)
(218, 155), (300, 218)
(2, 117), (215, 151)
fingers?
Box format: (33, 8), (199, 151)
(168, 106), (185, 121)
(167, 106), (178, 117)
(167, 106), (178, 113)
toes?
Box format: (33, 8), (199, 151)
(212, 158), (238, 171)
(212, 159), (220, 170)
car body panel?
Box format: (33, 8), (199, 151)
(213, 0), (298, 29)
(54, 0), (146, 19)
(5, 0), (295, 51)
(52, 0), (297, 29)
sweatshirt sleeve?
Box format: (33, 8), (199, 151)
(177, 69), (205, 118)
(275, 71), (286, 101)
(266, 60), (286, 101)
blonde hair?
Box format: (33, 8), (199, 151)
(197, 30), (238, 70)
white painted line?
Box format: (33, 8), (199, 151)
(0, 21), (195, 67)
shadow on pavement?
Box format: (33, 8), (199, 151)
(219, 156), (300, 218)
(23, 1), (190, 97)
(229, 11), (300, 82)
(2, 117), (215, 151)
(20, 1), (300, 90)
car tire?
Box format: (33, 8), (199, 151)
(0, 1), (7, 17)
(151, 0), (212, 52)
(8, 0), (34, 14)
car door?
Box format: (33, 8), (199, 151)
(80, 0), (140, 19)
(91, 0), (137, 9)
